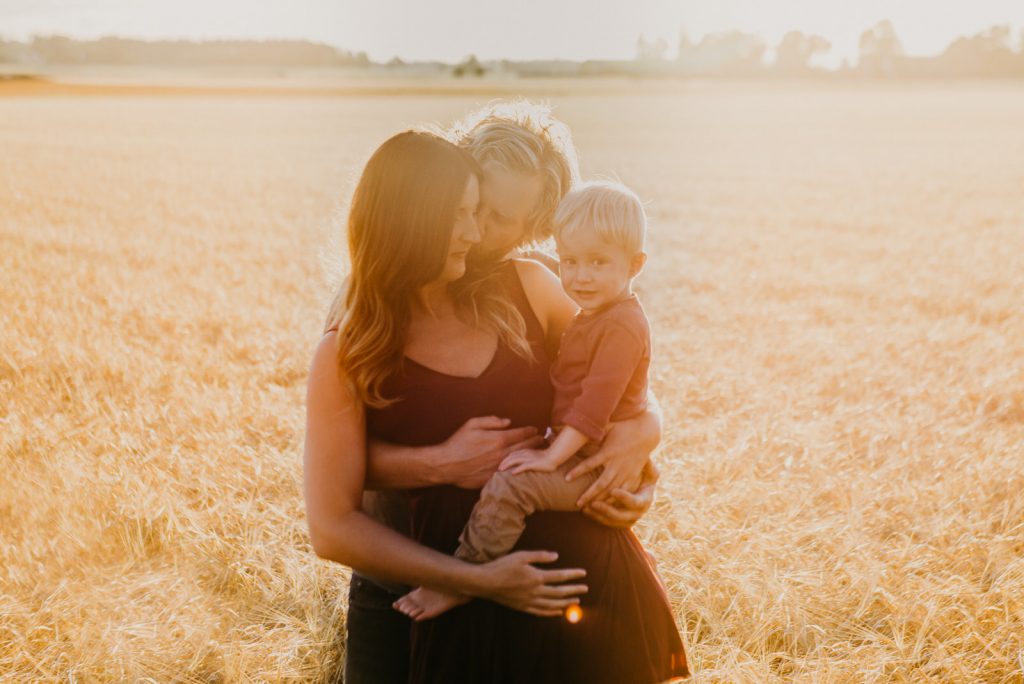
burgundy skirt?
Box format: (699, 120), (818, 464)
(408, 487), (690, 684)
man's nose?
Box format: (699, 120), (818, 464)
(463, 215), (482, 244)
(476, 207), (491, 236)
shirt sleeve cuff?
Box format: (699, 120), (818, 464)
(562, 410), (607, 443)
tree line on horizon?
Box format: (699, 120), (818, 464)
(637, 21), (1024, 78)
(0, 36), (369, 69)
(2, 21), (1023, 78)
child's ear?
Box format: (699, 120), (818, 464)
(629, 252), (647, 278)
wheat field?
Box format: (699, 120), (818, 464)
(2, 78), (1023, 682)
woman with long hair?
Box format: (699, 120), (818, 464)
(304, 128), (687, 682)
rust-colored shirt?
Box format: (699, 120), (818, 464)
(551, 294), (650, 442)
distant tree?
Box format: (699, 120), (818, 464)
(13, 35), (369, 67)
(453, 54), (484, 77)
(636, 34), (668, 62)
(32, 35), (86, 63)
(938, 25), (1022, 76)
(773, 31), (831, 74)
(678, 30), (765, 75)
(858, 20), (903, 76)
(677, 31), (694, 60)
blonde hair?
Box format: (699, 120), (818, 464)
(449, 99), (580, 246)
(554, 180), (647, 255)
(327, 129), (532, 408)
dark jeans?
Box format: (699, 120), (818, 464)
(342, 574), (411, 684)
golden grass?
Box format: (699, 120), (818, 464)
(2, 79), (1023, 682)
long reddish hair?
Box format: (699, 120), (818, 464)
(330, 130), (531, 407)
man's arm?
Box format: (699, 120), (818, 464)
(364, 416), (546, 490)
(567, 390), (663, 523)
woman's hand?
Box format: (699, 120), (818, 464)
(581, 461), (659, 528)
(470, 550), (588, 617)
(442, 416), (547, 489)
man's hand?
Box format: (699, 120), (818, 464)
(565, 412), (659, 508)
(499, 447), (560, 475)
(581, 460), (659, 528)
(442, 416), (546, 489)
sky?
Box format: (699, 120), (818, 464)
(2, 0), (1023, 67)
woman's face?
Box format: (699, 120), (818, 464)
(441, 173), (482, 282)
(474, 162), (545, 261)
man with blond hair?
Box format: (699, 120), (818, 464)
(448, 98), (579, 268)
(334, 100), (662, 684)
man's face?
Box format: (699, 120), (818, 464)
(473, 162), (545, 260)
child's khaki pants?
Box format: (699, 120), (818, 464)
(456, 451), (599, 563)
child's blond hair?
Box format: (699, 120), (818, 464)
(553, 180), (646, 255)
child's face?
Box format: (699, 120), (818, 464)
(556, 230), (643, 312)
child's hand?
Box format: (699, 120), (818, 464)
(499, 448), (560, 475)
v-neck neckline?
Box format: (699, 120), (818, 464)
(403, 340), (502, 380)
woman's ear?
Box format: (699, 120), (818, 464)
(629, 252), (647, 278)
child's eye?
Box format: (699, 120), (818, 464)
(562, 258), (576, 266)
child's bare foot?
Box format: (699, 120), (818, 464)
(393, 586), (468, 621)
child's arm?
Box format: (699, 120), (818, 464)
(499, 316), (648, 478)
(562, 320), (648, 443)
(498, 425), (590, 475)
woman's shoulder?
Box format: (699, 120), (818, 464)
(511, 257), (562, 313)
(517, 247), (559, 274)
(308, 329), (362, 408)
(511, 257), (562, 294)
(510, 258), (577, 342)
(310, 330), (340, 378)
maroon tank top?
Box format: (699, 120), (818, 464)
(365, 261), (554, 550)
(367, 261), (552, 448)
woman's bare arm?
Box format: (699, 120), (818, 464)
(304, 332), (586, 613)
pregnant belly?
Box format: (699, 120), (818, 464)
(410, 484), (643, 587)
